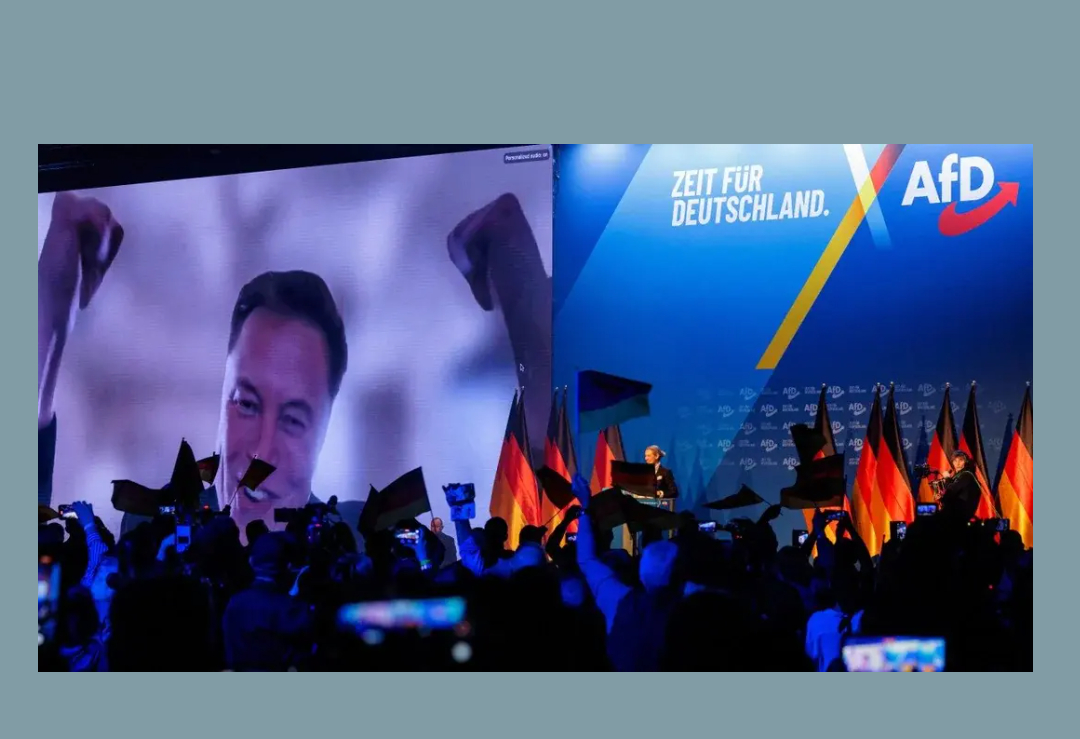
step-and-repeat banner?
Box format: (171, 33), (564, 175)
(554, 144), (1032, 537)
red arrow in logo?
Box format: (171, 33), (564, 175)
(938, 182), (1019, 237)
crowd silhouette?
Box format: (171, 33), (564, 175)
(38, 475), (1032, 672)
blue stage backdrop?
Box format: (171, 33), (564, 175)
(553, 144), (1032, 540)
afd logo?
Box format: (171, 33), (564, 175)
(761, 404), (778, 418)
(717, 439), (734, 452)
(850, 438), (864, 452)
(828, 385), (845, 399)
(918, 383), (937, 398)
(741, 422), (757, 435)
(782, 420), (798, 430)
(924, 419), (936, 434)
(740, 458), (758, 471)
(849, 402), (868, 416)
(902, 438), (914, 451)
(805, 403), (818, 415)
(740, 387), (758, 400)
(951, 402), (961, 415)
(718, 405), (735, 418)
(897, 401), (913, 416)
(832, 420), (845, 435)
(901, 154), (1019, 237)
(783, 457), (800, 471)
(783, 387), (800, 400)
(761, 439), (778, 453)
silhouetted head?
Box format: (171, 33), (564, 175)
(245, 519), (270, 547)
(640, 540), (679, 592)
(484, 517), (509, 549)
(519, 525), (546, 546)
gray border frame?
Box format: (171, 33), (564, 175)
(7, 3), (1057, 734)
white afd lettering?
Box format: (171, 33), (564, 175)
(902, 155), (995, 206)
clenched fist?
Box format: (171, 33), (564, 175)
(38, 192), (124, 427)
(39, 192), (124, 330)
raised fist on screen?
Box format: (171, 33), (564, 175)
(40, 192), (124, 328)
(39, 192), (124, 428)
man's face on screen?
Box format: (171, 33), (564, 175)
(218, 308), (334, 529)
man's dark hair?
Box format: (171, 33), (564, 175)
(229, 271), (348, 397)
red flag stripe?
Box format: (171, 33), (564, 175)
(806, 386), (844, 547)
(877, 386), (915, 534)
(997, 386), (1033, 548)
(490, 392), (541, 550)
(541, 389), (578, 533)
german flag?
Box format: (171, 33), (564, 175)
(802, 385), (849, 544)
(540, 388), (579, 533)
(997, 385), (1033, 549)
(167, 438), (206, 509)
(590, 424), (632, 553)
(577, 371), (652, 433)
(372, 467), (431, 532)
(490, 390), (541, 550)
(877, 384), (915, 535)
(959, 383), (1000, 519)
(590, 425), (626, 494)
(196, 453), (221, 485)
(917, 385), (958, 504)
(851, 386), (883, 557)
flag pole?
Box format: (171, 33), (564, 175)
(573, 371), (581, 479)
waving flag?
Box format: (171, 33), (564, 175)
(577, 370), (652, 433)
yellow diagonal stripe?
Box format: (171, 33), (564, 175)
(757, 173), (880, 370)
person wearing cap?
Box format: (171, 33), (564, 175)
(37, 192), (359, 536)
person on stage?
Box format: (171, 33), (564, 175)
(644, 446), (679, 501)
(937, 450), (980, 523)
